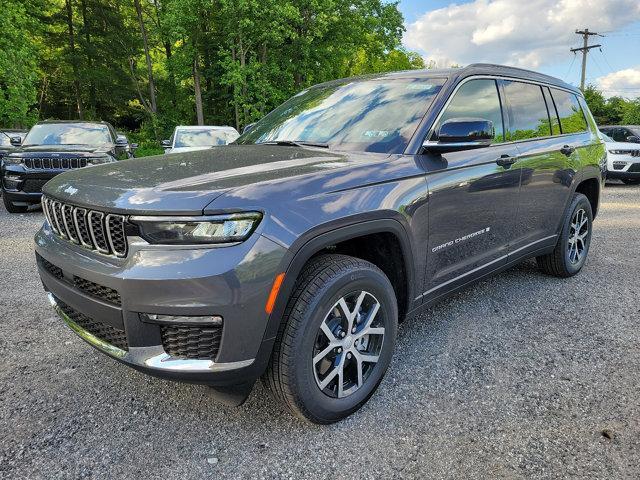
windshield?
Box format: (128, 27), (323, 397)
(24, 123), (112, 146)
(174, 129), (239, 148)
(236, 77), (446, 154)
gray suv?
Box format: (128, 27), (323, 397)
(35, 64), (605, 423)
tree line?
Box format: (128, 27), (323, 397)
(2, 0), (425, 150)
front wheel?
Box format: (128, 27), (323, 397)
(263, 254), (398, 424)
(536, 193), (593, 277)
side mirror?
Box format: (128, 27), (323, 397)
(10, 136), (22, 146)
(423, 118), (494, 153)
(115, 136), (129, 146)
(130, 143), (139, 150)
(161, 139), (171, 149)
(626, 135), (640, 144)
(242, 123), (256, 134)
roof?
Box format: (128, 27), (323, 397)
(37, 119), (110, 125)
(175, 125), (237, 130)
(599, 125), (640, 129)
(316, 63), (580, 94)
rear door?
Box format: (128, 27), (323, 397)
(420, 78), (520, 301)
(506, 82), (589, 254)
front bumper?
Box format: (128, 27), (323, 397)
(35, 221), (287, 390)
(1, 164), (60, 204)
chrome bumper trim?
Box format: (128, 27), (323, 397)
(48, 293), (255, 373)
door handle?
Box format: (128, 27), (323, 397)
(496, 155), (516, 168)
(560, 145), (575, 156)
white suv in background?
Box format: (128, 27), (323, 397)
(599, 131), (640, 185)
(162, 125), (240, 154)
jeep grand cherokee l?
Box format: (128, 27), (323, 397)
(2, 120), (127, 213)
(35, 64), (605, 423)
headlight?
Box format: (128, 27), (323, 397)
(130, 213), (262, 245)
(3, 156), (23, 165)
(88, 155), (115, 165)
(608, 150), (629, 155)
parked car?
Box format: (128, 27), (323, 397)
(599, 125), (640, 144)
(0, 129), (28, 161)
(599, 131), (640, 185)
(1, 120), (128, 213)
(162, 125), (240, 153)
(116, 133), (138, 158)
(35, 64), (605, 423)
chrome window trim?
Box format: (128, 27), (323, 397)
(424, 74), (590, 149)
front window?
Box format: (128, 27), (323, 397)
(23, 123), (112, 146)
(236, 78), (446, 154)
(174, 128), (239, 148)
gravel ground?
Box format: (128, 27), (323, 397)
(1, 183), (639, 479)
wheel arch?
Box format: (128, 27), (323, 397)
(261, 217), (416, 344)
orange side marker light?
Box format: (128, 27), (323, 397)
(265, 273), (286, 314)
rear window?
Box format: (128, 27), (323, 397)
(503, 81), (551, 141)
(550, 89), (587, 134)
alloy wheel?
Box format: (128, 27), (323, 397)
(568, 208), (589, 264)
(312, 290), (385, 398)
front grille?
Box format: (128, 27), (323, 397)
(21, 178), (49, 193)
(24, 157), (88, 170)
(56, 297), (128, 351)
(632, 150), (640, 158)
(73, 276), (122, 306)
(42, 196), (128, 258)
(36, 253), (63, 279)
(629, 163), (640, 173)
(161, 324), (223, 360)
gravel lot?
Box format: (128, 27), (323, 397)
(1, 184), (639, 479)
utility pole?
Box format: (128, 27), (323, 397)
(570, 28), (602, 91)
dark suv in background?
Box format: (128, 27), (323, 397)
(2, 120), (129, 213)
(35, 64), (605, 423)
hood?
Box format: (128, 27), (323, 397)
(11, 144), (115, 156)
(43, 145), (385, 215)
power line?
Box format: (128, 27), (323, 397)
(570, 28), (602, 90)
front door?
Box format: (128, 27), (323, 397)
(419, 78), (521, 302)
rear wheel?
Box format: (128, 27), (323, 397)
(622, 178), (640, 185)
(263, 254), (398, 424)
(2, 193), (28, 213)
(536, 193), (593, 277)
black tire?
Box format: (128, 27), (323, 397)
(2, 193), (28, 213)
(622, 178), (640, 185)
(263, 254), (398, 424)
(536, 193), (593, 277)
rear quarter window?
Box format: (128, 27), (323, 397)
(550, 89), (588, 134)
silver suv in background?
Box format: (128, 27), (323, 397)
(161, 125), (240, 154)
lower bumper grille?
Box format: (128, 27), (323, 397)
(73, 276), (122, 306)
(161, 324), (222, 360)
(21, 178), (49, 193)
(56, 297), (128, 351)
(37, 254), (63, 279)
(629, 163), (640, 173)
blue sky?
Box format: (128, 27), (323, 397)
(398, 0), (640, 97)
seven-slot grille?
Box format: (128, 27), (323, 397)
(23, 157), (88, 169)
(42, 196), (128, 257)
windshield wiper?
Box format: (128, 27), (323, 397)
(256, 140), (330, 148)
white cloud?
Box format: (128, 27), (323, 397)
(597, 66), (640, 97)
(404, 0), (640, 69)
